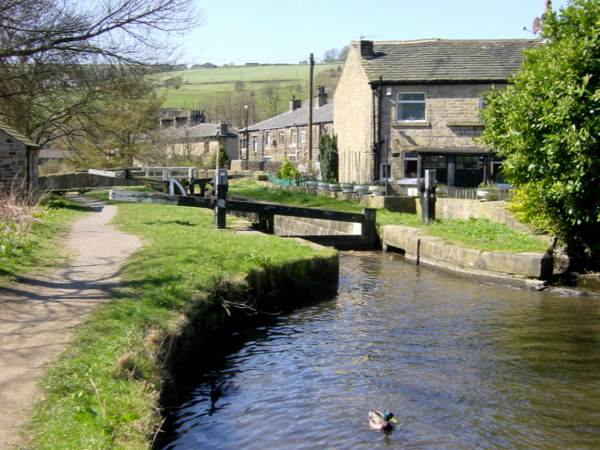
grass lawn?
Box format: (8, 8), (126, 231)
(229, 179), (549, 254)
(27, 199), (334, 449)
(152, 63), (340, 109)
(0, 196), (90, 284)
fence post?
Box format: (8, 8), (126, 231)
(362, 208), (377, 247)
(258, 213), (275, 234)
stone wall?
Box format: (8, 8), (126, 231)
(334, 44), (375, 184)
(382, 83), (505, 181)
(274, 216), (360, 236)
(0, 130), (28, 191)
(164, 136), (239, 164)
(381, 224), (553, 281)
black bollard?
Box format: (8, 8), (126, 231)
(419, 169), (437, 223)
(214, 168), (228, 229)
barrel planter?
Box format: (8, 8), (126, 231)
(340, 183), (354, 193)
(353, 184), (369, 194)
(476, 188), (499, 201)
(369, 185), (386, 196)
(436, 185), (448, 198)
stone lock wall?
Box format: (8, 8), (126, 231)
(0, 130), (28, 191)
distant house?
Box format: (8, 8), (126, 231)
(334, 39), (537, 187)
(157, 122), (239, 163)
(158, 108), (206, 129)
(240, 86), (333, 163)
(0, 121), (39, 192)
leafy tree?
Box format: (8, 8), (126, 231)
(319, 133), (338, 183)
(70, 73), (164, 168)
(481, 0), (600, 267)
(0, 0), (198, 146)
(208, 146), (230, 170)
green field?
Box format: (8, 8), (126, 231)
(153, 63), (341, 113)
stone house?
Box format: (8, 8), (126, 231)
(240, 86), (333, 164)
(157, 122), (239, 164)
(0, 121), (39, 192)
(334, 39), (537, 187)
(158, 108), (205, 129)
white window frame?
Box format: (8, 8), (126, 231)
(396, 92), (426, 122)
(300, 130), (307, 145)
(265, 131), (272, 147)
(380, 163), (392, 181)
(290, 128), (298, 147)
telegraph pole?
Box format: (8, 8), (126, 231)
(308, 53), (314, 163)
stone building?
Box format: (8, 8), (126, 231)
(334, 39), (537, 187)
(0, 121), (39, 192)
(240, 86), (333, 163)
(156, 122), (239, 164)
(158, 108), (205, 129)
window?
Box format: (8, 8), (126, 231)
(403, 151), (418, 178)
(422, 155), (446, 169)
(456, 155), (481, 170)
(280, 130), (285, 146)
(380, 163), (392, 181)
(265, 131), (272, 146)
(397, 93), (426, 121)
(291, 129), (298, 147)
(300, 130), (307, 144)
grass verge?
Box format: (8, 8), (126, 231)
(27, 200), (334, 449)
(0, 196), (90, 284)
(229, 179), (549, 253)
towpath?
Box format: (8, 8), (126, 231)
(0, 197), (141, 448)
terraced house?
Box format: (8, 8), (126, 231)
(334, 39), (537, 188)
(240, 86), (333, 164)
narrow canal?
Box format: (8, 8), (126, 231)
(162, 252), (600, 449)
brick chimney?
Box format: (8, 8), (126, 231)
(315, 86), (328, 108)
(289, 96), (302, 111)
(360, 40), (374, 59)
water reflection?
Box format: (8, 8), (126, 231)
(162, 253), (600, 449)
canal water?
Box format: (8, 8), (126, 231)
(162, 253), (600, 449)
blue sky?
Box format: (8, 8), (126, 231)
(180, 0), (570, 65)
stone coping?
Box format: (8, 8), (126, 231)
(381, 224), (553, 282)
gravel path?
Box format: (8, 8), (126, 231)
(0, 197), (141, 448)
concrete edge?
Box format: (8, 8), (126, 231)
(403, 254), (548, 290)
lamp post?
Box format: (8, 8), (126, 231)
(243, 104), (249, 161)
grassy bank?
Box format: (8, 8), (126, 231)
(229, 179), (549, 254)
(27, 200), (335, 449)
(0, 196), (89, 284)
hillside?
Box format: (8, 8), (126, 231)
(152, 63), (342, 125)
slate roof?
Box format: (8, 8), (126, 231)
(0, 120), (38, 148)
(161, 123), (237, 140)
(245, 103), (333, 132)
(361, 39), (538, 83)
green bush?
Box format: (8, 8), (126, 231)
(277, 159), (299, 180)
(480, 0), (600, 267)
(319, 133), (338, 183)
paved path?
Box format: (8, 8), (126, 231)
(0, 197), (141, 448)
